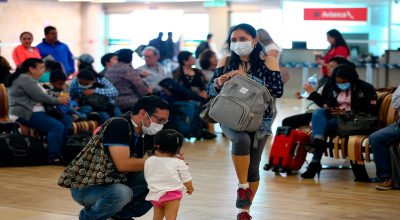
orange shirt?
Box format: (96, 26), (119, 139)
(12, 45), (41, 66)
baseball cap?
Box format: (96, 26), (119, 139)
(73, 54), (94, 64)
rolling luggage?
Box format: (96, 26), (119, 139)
(264, 126), (308, 175)
(63, 130), (93, 166)
(168, 101), (203, 139)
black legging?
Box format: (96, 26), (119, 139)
(282, 113), (313, 128)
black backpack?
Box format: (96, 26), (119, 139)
(63, 130), (93, 166)
(0, 122), (47, 167)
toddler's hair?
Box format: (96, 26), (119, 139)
(152, 129), (183, 156)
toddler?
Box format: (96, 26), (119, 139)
(144, 129), (194, 220)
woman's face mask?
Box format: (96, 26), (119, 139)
(336, 82), (351, 91)
(79, 83), (93, 90)
(230, 39), (255, 57)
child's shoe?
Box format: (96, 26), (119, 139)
(236, 188), (253, 208)
(237, 212), (252, 220)
(71, 114), (79, 122)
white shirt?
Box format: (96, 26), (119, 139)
(144, 156), (192, 201)
(264, 43), (282, 63)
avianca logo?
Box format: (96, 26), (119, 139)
(320, 10), (355, 19)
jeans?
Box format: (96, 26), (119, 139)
(311, 108), (338, 163)
(369, 123), (400, 179)
(68, 105), (93, 121)
(70, 171), (152, 220)
(97, 104), (123, 125)
(16, 112), (73, 161)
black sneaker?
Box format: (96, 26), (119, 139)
(87, 112), (100, 121)
(236, 188), (253, 208)
(202, 131), (217, 140)
(237, 212), (252, 220)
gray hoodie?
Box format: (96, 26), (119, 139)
(7, 74), (59, 120)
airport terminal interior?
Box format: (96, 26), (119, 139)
(1, 0), (400, 219)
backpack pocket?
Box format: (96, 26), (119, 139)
(242, 112), (264, 132)
(209, 95), (250, 131)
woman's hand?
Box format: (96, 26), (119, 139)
(218, 74), (229, 87)
(324, 104), (333, 111)
(303, 82), (315, 94)
(294, 92), (302, 99)
(227, 70), (248, 79)
(58, 96), (70, 106)
(331, 108), (346, 117)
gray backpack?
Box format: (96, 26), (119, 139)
(209, 73), (274, 132)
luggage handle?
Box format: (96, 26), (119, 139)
(5, 138), (30, 157)
(290, 141), (301, 159)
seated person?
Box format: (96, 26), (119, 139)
(44, 70), (94, 121)
(69, 53), (95, 80)
(137, 46), (173, 95)
(282, 57), (355, 128)
(106, 49), (152, 113)
(302, 64), (377, 179)
(38, 60), (63, 83)
(198, 49), (218, 82)
(5, 58), (71, 164)
(69, 69), (122, 124)
(99, 53), (118, 76)
(69, 96), (177, 220)
(370, 85), (400, 190)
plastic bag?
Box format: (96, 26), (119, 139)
(389, 143), (400, 189)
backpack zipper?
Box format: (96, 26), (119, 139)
(213, 95), (246, 125)
(239, 75), (276, 113)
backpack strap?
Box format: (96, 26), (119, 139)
(223, 56), (231, 74)
(97, 117), (133, 142)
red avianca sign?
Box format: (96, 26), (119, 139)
(304, 8), (368, 21)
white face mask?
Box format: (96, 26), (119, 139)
(142, 113), (163, 135)
(230, 39), (255, 57)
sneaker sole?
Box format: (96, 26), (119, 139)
(236, 202), (252, 209)
(375, 186), (392, 190)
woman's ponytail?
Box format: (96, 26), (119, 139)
(4, 58), (43, 87)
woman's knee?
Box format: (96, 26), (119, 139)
(231, 136), (251, 156)
(312, 108), (327, 118)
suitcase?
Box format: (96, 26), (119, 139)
(168, 101), (203, 139)
(264, 126), (308, 175)
(0, 133), (48, 167)
(63, 130), (93, 166)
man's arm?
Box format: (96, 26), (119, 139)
(108, 145), (146, 172)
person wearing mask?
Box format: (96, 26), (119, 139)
(99, 53), (118, 76)
(69, 96), (183, 220)
(206, 23), (283, 220)
(5, 58), (72, 164)
(105, 49), (152, 114)
(12, 32), (41, 66)
(69, 54), (95, 79)
(316, 29), (349, 86)
(369, 85), (400, 190)
(38, 60), (63, 83)
(195, 34), (217, 58)
(302, 64), (377, 179)
(199, 49), (218, 81)
(282, 57), (354, 128)
(69, 69), (122, 125)
(0, 55), (12, 84)
(137, 46), (172, 95)
(36, 26), (75, 75)
(149, 32), (169, 63)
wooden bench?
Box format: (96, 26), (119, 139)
(0, 84), (98, 136)
(298, 91), (399, 182)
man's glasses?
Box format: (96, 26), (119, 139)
(147, 112), (168, 125)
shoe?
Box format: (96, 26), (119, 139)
(236, 188), (253, 208)
(375, 178), (393, 190)
(87, 112), (100, 121)
(71, 114), (79, 122)
(301, 162), (322, 179)
(237, 212), (252, 220)
(305, 139), (328, 153)
(202, 131), (217, 140)
(48, 158), (65, 166)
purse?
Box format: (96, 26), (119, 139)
(200, 56), (231, 124)
(337, 111), (378, 136)
(44, 104), (64, 120)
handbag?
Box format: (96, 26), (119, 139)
(200, 56), (231, 124)
(80, 94), (110, 111)
(337, 111), (378, 136)
(44, 104), (64, 120)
